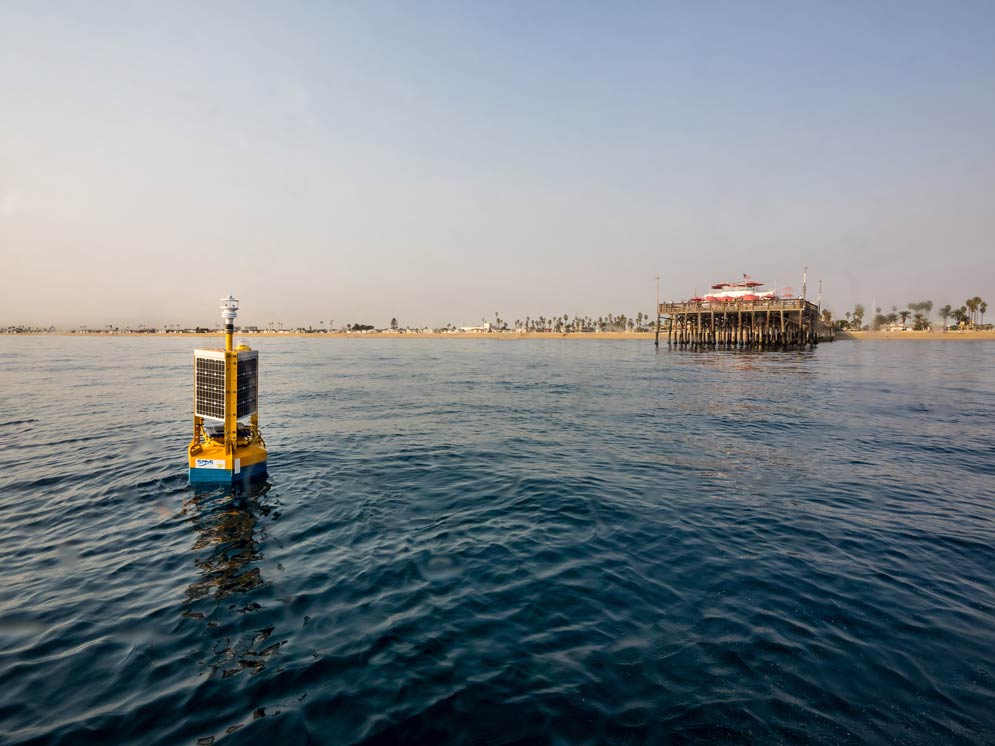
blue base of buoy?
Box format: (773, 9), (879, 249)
(189, 460), (268, 484)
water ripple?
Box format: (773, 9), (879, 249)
(1, 338), (994, 744)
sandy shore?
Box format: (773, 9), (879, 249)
(9, 331), (659, 340)
(10, 330), (993, 341)
(839, 330), (995, 341)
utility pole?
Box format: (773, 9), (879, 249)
(655, 274), (661, 348)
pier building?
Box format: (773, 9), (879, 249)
(655, 278), (834, 349)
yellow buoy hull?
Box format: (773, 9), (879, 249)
(188, 439), (267, 484)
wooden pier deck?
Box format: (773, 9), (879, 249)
(656, 299), (834, 349)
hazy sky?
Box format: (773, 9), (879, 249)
(2, 1), (994, 328)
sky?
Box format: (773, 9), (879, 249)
(2, 1), (994, 329)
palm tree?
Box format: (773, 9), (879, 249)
(899, 310), (910, 327)
(980, 301), (988, 327)
(938, 305), (952, 330)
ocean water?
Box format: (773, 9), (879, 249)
(1, 337), (994, 745)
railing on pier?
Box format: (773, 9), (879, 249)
(658, 298), (819, 315)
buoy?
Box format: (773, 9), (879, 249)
(188, 296), (268, 483)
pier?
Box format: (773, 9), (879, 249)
(655, 298), (834, 349)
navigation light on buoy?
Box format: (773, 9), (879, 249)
(187, 295), (268, 484)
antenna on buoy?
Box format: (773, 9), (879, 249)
(188, 295), (267, 485)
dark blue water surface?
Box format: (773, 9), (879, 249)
(1, 337), (994, 745)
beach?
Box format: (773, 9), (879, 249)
(15, 331), (660, 340)
(8, 330), (995, 341)
(840, 330), (995, 341)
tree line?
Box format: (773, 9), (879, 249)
(495, 312), (656, 333)
(339, 312), (657, 333)
(831, 296), (989, 331)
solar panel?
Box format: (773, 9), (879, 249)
(194, 355), (225, 420)
(194, 349), (258, 420)
(237, 354), (258, 417)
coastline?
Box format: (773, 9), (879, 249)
(7, 330), (995, 340)
(838, 330), (995, 341)
(4, 331), (659, 340)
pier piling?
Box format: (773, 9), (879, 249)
(658, 299), (833, 350)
